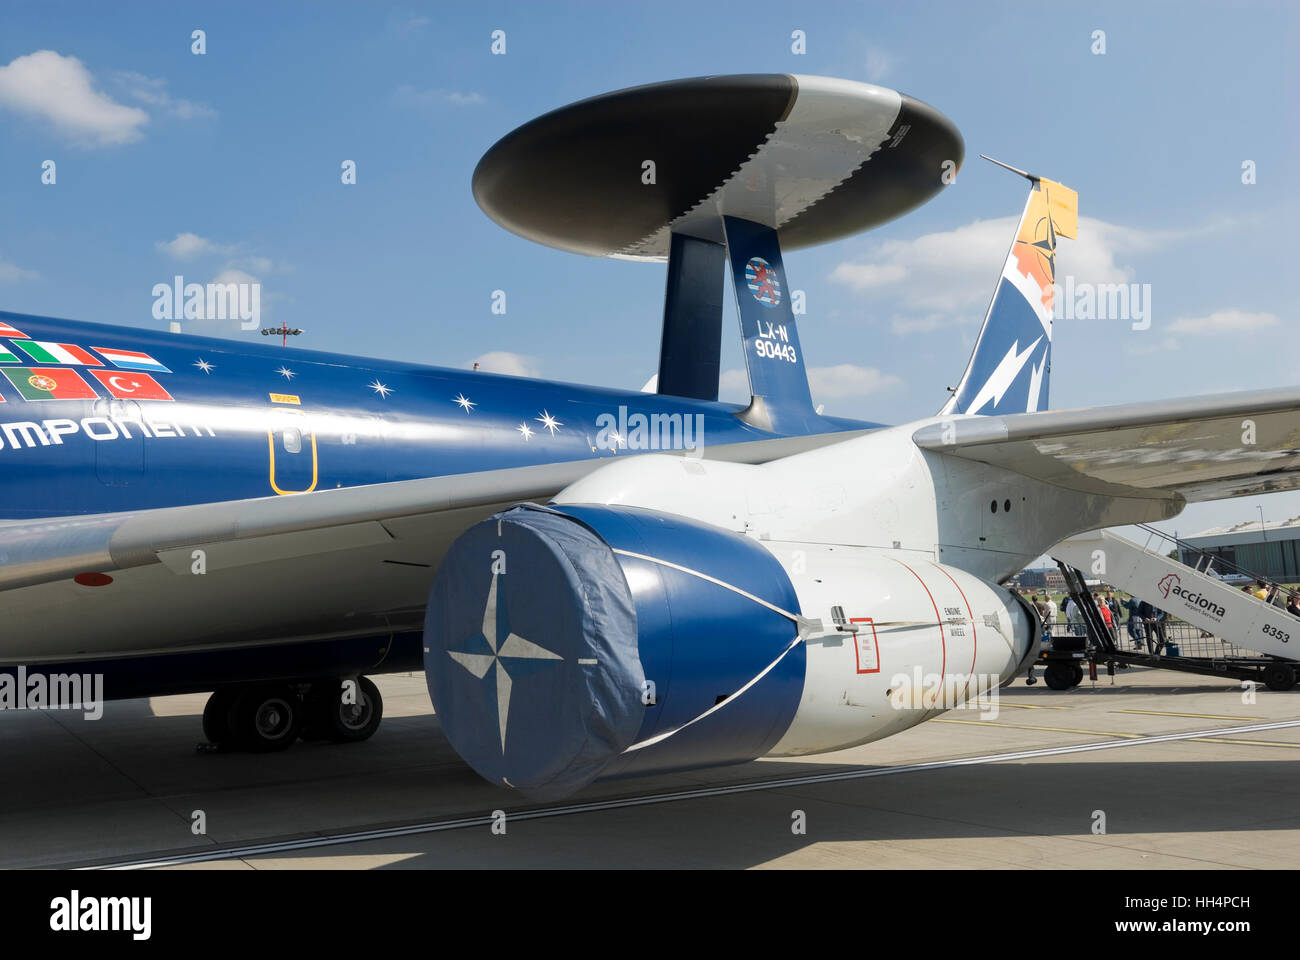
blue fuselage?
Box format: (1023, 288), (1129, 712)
(0, 311), (877, 520)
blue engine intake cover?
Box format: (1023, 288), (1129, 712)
(423, 504), (806, 799)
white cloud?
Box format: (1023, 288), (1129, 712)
(716, 365), (896, 405)
(864, 45), (897, 83)
(234, 256), (276, 275)
(472, 351), (539, 378)
(1167, 309), (1278, 335)
(394, 84), (484, 108)
(112, 71), (215, 120)
(809, 363), (902, 399)
(719, 368), (750, 403)
(156, 232), (235, 260)
(1123, 336), (1177, 357)
(0, 50), (148, 146)
(830, 215), (1207, 335)
(0, 257), (38, 284)
(156, 235), (287, 279)
(210, 267), (257, 287)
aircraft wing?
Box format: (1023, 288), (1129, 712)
(0, 430), (871, 669)
(912, 386), (1300, 502)
(1, 430), (866, 593)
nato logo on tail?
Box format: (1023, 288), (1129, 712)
(942, 158), (1077, 418)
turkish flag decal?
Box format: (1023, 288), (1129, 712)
(90, 369), (175, 401)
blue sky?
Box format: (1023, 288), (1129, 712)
(0, 0), (1297, 538)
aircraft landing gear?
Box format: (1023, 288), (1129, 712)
(200, 676), (383, 752)
(301, 677), (383, 743)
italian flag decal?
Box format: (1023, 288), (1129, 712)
(13, 341), (103, 365)
(2, 367), (98, 401)
(0, 321), (28, 339)
(0, 346), (20, 363)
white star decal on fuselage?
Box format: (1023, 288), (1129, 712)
(276, 366), (296, 380)
(193, 359), (214, 374)
(453, 393), (476, 412)
(368, 379), (392, 398)
(446, 572), (563, 751)
(535, 410), (562, 435)
(517, 421), (533, 441)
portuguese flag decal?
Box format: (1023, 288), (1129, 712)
(2, 367), (98, 401)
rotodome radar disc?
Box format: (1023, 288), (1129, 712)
(472, 73), (964, 260)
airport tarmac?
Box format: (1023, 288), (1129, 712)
(1, 666), (1297, 869)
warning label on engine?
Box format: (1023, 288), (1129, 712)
(852, 617), (880, 674)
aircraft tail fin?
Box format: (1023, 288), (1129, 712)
(941, 158), (1077, 417)
(722, 216), (825, 434)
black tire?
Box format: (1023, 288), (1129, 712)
(1070, 663), (1085, 687)
(1263, 664), (1297, 692)
(321, 676), (383, 743)
(1044, 663), (1074, 690)
(202, 689), (239, 746)
(230, 685), (302, 753)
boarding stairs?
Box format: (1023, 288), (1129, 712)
(1029, 526), (1300, 691)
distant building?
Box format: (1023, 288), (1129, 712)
(1012, 567), (1066, 591)
(1178, 515), (1300, 582)
(1016, 569), (1047, 588)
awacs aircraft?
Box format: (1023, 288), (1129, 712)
(3, 75), (1298, 800)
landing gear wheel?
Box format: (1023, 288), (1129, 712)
(230, 685), (302, 752)
(202, 689), (239, 747)
(1044, 663), (1074, 690)
(305, 677), (383, 743)
(1263, 664), (1297, 692)
(1070, 663), (1085, 687)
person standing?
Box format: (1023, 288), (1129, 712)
(1096, 593), (1114, 636)
(1125, 596), (1145, 649)
(1106, 593), (1121, 642)
(1065, 596), (1084, 636)
(1148, 603), (1169, 655)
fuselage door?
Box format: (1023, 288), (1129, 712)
(267, 401), (318, 494)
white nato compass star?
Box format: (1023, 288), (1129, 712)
(535, 410), (562, 435)
(193, 359), (214, 374)
(517, 421), (534, 441)
(368, 379), (393, 398)
(446, 572), (563, 751)
(276, 366), (296, 381)
(453, 393), (476, 412)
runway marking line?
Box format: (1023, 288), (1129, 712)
(1114, 709), (1265, 721)
(934, 718), (1141, 738)
(983, 702), (1069, 710)
(77, 718), (1300, 871)
(937, 717), (1300, 750)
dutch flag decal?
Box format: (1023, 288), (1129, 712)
(92, 347), (172, 374)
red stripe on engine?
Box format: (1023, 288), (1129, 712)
(892, 558), (945, 679)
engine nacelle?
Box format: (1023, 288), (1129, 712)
(423, 504), (1036, 799)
